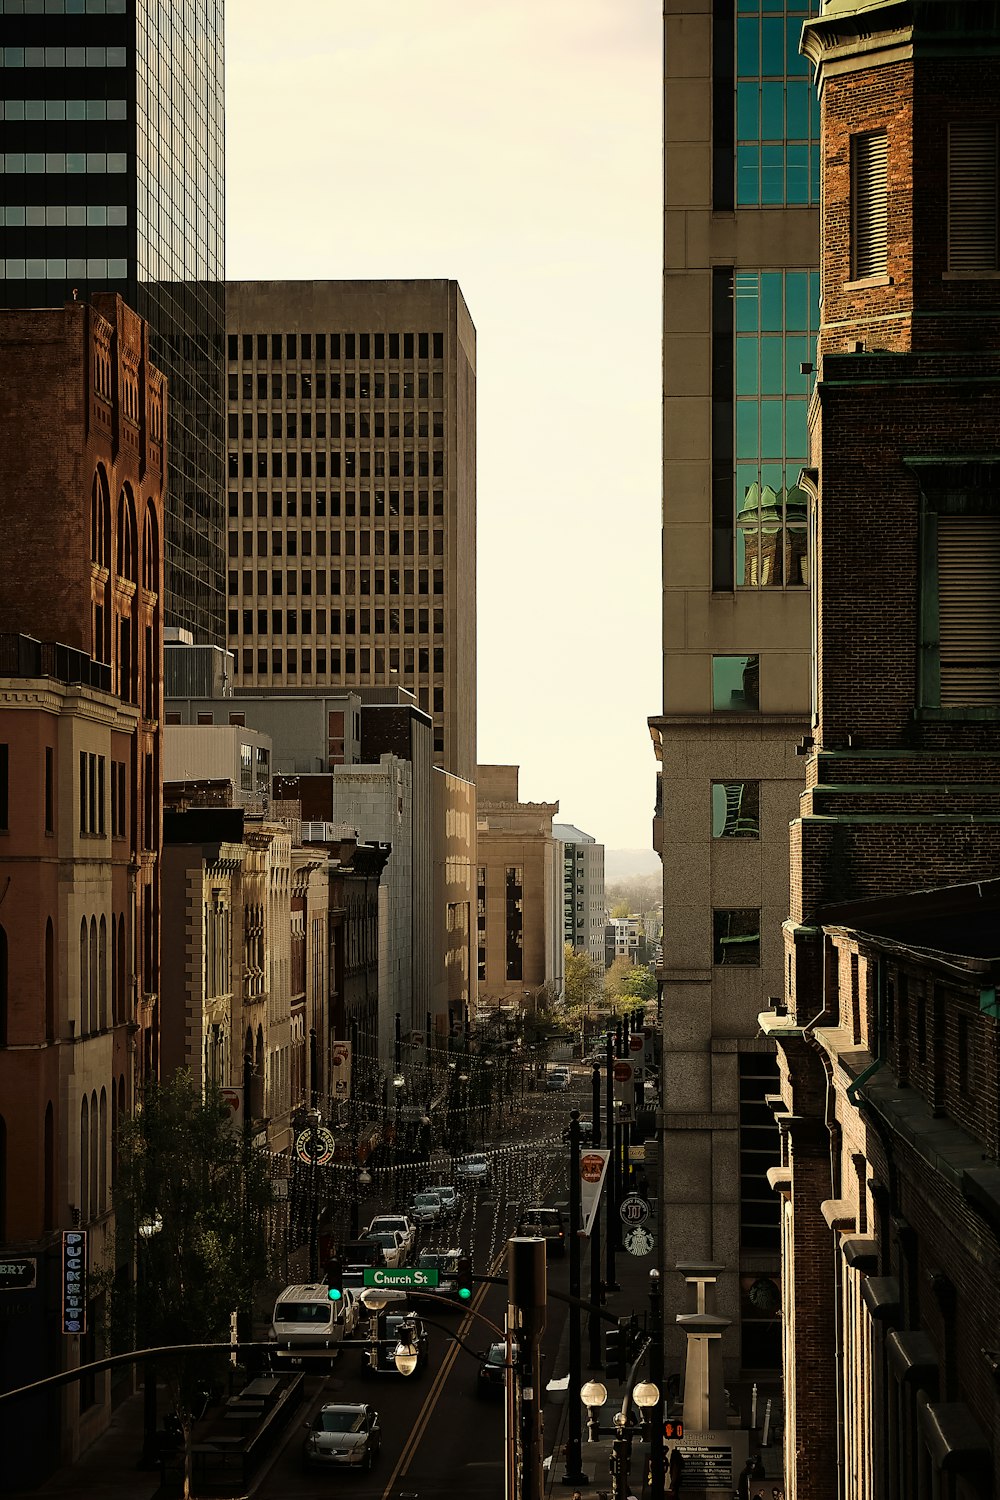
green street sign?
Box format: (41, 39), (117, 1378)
(363, 1266), (439, 1289)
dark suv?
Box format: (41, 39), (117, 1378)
(516, 1206), (567, 1257)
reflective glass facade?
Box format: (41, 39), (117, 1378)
(735, 0), (819, 207)
(734, 269), (819, 587)
(0, 0), (226, 646)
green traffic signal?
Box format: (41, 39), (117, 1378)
(457, 1256), (473, 1299)
(328, 1286), (343, 1301)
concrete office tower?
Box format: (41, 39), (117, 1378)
(0, 1), (227, 647)
(0, 296), (163, 1483)
(553, 823), (607, 973)
(648, 0), (821, 1376)
(476, 766), (562, 1007)
(224, 281), (477, 784)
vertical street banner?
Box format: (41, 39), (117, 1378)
(331, 1039), (352, 1101)
(613, 1059), (635, 1122)
(62, 1230), (87, 1335)
(219, 1086), (243, 1134)
(580, 1149), (610, 1236)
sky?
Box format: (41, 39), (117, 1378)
(226, 1), (663, 855)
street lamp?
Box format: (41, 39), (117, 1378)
(137, 1213), (163, 1468)
(392, 1320), (420, 1377)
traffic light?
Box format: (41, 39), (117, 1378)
(605, 1318), (628, 1382)
(324, 1255), (343, 1302)
(456, 1255), (473, 1301)
(663, 1418), (684, 1441)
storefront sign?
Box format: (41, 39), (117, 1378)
(62, 1231), (87, 1335)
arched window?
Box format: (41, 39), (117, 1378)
(44, 1102), (54, 1231)
(91, 467), (111, 566)
(79, 918), (88, 1035)
(142, 504), (159, 594)
(98, 916), (108, 1029)
(99, 1088), (107, 1212)
(80, 1095), (89, 1223)
(44, 918), (54, 1042)
(89, 916), (98, 1034)
(0, 924), (7, 1048)
(117, 914), (127, 1024)
(116, 486), (137, 582)
(89, 1089), (98, 1221)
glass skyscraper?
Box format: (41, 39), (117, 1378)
(0, 0), (226, 646)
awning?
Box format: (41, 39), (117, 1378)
(887, 1329), (939, 1390)
(918, 1397), (991, 1474)
(861, 1276), (900, 1323)
(842, 1235), (878, 1272)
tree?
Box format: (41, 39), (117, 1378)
(106, 1071), (276, 1496)
(610, 900), (631, 919)
(620, 965), (658, 1004)
(563, 945), (602, 1009)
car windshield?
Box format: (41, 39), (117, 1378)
(317, 1409), (364, 1433)
(417, 1253), (440, 1269)
(370, 1234), (396, 1247)
(371, 1218), (405, 1230)
(276, 1301), (331, 1323)
(415, 1194), (440, 1207)
(485, 1343), (506, 1366)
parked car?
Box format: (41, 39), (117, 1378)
(561, 1117), (594, 1144)
(455, 1153), (491, 1186)
(302, 1402), (381, 1471)
(516, 1205), (567, 1257)
(545, 1071), (571, 1091)
(409, 1190), (445, 1226)
(477, 1339), (515, 1396)
(363, 1310), (429, 1376)
(365, 1214), (417, 1259)
(269, 1283), (358, 1366)
(362, 1229), (408, 1268)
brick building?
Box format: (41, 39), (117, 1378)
(760, 5), (1000, 1498)
(0, 296), (163, 1484)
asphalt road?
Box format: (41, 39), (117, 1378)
(252, 1068), (592, 1499)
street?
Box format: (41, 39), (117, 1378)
(252, 1065), (587, 1499)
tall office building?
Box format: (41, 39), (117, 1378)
(224, 280), (477, 784)
(649, 0), (820, 1376)
(0, 0), (226, 646)
(553, 823), (606, 972)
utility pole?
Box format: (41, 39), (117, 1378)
(648, 1268), (665, 1500)
(509, 1236), (547, 1500)
(307, 1107), (320, 1282)
(562, 1111), (588, 1486)
(588, 1062), (604, 1368)
(605, 1030), (618, 1290)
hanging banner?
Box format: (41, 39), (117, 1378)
(331, 1040), (352, 1101)
(62, 1231), (87, 1335)
(613, 1059), (635, 1121)
(580, 1149), (610, 1237)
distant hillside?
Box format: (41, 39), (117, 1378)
(604, 847), (662, 883)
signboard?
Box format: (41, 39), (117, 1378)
(629, 1032), (644, 1053)
(612, 1061), (634, 1084)
(331, 1040), (352, 1101)
(619, 1193), (650, 1226)
(219, 1086), (243, 1134)
(676, 1442), (735, 1488)
(624, 1226), (654, 1257)
(579, 1149), (610, 1237)
(295, 1125), (336, 1166)
(363, 1266), (439, 1289)
(0, 1258), (36, 1292)
(62, 1231), (87, 1335)
(628, 1145), (646, 1163)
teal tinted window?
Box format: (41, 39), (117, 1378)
(735, 2), (820, 207)
(734, 270), (819, 588)
(713, 655), (760, 712)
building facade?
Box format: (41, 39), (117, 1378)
(0, 1), (226, 645)
(761, 5), (1000, 1496)
(224, 280), (477, 783)
(475, 765), (561, 1007)
(649, 0), (821, 1374)
(553, 822), (606, 972)
(0, 296), (163, 1485)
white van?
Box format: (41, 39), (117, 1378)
(269, 1283), (358, 1365)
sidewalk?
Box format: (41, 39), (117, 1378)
(5, 1389), (161, 1500)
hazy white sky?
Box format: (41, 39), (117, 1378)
(226, 0), (663, 852)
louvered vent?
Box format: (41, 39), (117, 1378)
(853, 132), (888, 278)
(938, 516), (1000, 704)
(948, 123), (998, 271)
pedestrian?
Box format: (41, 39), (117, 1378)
(738, 1456), (755, 1500)
(666, 1445), (685, 1495)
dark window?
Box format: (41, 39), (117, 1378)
(505, 865), (523, 981)
(712, 654), (759, 711)
(852, 131), (888, 279)
(948, 123), (998, 271)
(713, 909), (761, 966)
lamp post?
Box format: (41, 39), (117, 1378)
(307, 1107), (321, 1281)
(605, 1031), (618, 1290)
(648, 1269), (665, 1500)
(137, 1212), (162, 1469)
(581, 1374), (661, 1500)
(588, 1061), (604, 1368)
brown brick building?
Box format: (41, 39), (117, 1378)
(760, 5), (1000, 1499)
(0, 296), (163, 1484)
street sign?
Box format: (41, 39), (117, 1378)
(619, 1193), (650, 1226)
(363, 1266), (439, 1289)
(624, 1226), (654, 1256)
(331, 1039), (352, 1101)
(0, 1257), (36, 1292)
(628, 1145), (646, 1163)
(295, 1126), (336, 1166)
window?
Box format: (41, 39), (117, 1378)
(934, 513), (1000, 706)
(948, 123), (998, 271)
(712, 655), (759, 711)
(734, 1), (819, 209)
(505, 866), (523, 981)
(712, 781), (760, 838)
(0, 744), (6, 831)
(852, 131), (888, 279)
(713, 909), (761, 966)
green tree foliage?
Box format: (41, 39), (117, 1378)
(110, 1071), (275, 1414)
(563, 945), (602, 1009)
(620, 966), (658, 1003)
